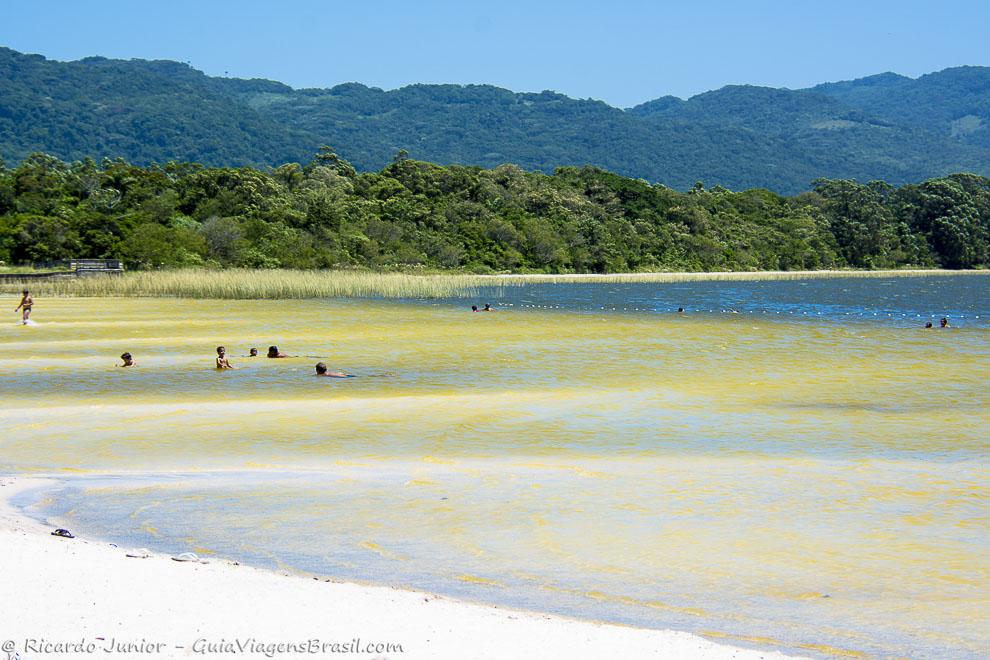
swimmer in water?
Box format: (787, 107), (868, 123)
(315, 362), (352, 378)
(119, 352), (137, 367)
(267, 345), (293, 358)
(483, 303), (494, 312)
(216, 346), (236, 370)
(248, 348), (258, 357)
(924, 321), (933, 329)
(471, 305), (479, 312)
(14, 290), (33, 324)
(940, 317), (949, 328)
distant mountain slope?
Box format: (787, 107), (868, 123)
(0, 48), (315, 166)
(627, 83), (990, 189)
(813, 66), (990, 148)
(2, 46), (990, 193)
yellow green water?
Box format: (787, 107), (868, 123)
(1, 295), (988, 658)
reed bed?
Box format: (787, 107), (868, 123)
(483, 269), (989, 284)
(0, 269), (495, 300)
(1, 268), (984, 300)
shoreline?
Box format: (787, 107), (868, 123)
(486, 268), (989, 282)
(1, 267), (987, 301)
(1, 475), (805, 660)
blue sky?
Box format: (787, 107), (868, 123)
(3, 0), (987, 107)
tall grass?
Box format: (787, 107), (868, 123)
(0, 269), (494, 299)
(1, 268), (984, 300)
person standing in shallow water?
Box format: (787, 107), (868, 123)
(14, 290), (33, 324)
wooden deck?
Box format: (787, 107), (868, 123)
(0, 259), (124, 282)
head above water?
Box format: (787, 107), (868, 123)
(925, 321), (933, 328)
(315, 362), (327, 375)
(249, 348), (258, 356)
(120, 352), (132, 360)
(940, 317), (949, 327)
(471, 305), (478, 312)
(267, 346), (280, 357)
(216, 346), (226, 355)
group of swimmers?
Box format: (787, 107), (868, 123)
(471, 304), (496, 312)
(117, 345), (354, 377)
(14, 289), (372, 378)
(215, 345), (352, 377)
(213, 345), (294, 368)
(924, 318), (951, 328)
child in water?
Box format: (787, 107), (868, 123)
(315, 362), (352, 378)
(248, 348), (258, 357)
(216, 346), (236, 370)
(119, 352), (137, 367)
(267, 345), (291, 358)
(14, 290), (33, 324)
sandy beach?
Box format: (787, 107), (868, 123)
(0, 476), (801, 660)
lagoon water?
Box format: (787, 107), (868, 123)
(1, 276), (988, 658)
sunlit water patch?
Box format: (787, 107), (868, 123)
(2, 277), (989, 658)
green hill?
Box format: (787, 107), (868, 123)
(2, 46), (990, 194)
(813, 66), (990, 149)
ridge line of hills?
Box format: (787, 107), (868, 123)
(2, 46), (990, 194)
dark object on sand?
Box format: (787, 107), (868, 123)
(51, 528), (75, 538)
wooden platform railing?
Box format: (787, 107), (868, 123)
(0, 259), (125, 282)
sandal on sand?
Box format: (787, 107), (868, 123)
(126, 548), (152, 558)
(51, 528), (75, 538)
(172, 552), (206, 563)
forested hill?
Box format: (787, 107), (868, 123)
(2, 153), (988, 272)
(2, 46), (990, 194)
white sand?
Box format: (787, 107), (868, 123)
(0, 476), (801, 660)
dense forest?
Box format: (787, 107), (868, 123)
(1, 151), (987, 273)
(2, 47), (990, 193)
